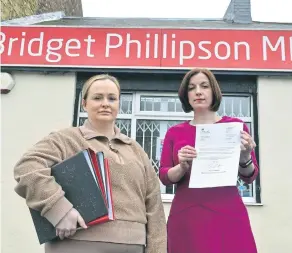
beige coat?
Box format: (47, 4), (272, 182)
(13, 120), (167, 253)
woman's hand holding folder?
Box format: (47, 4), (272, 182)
(55, 208), (87, 240)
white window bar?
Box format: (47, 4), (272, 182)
(77, 91), (257, 204)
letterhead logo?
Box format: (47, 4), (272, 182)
(201, 128), (210, 134)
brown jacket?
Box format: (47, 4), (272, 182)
(14, 120), (167, 253)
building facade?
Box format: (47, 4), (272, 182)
(1, 15), (292, 253)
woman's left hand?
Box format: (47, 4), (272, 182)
(240, 130), (256, 161)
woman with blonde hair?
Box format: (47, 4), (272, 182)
(14, 74), (167, 253)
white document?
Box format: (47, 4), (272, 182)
(189, 122), (243, 188)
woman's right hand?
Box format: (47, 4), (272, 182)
(55, 208), (87, 240)
(178, 145), (197, 172)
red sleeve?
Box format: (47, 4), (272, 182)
(238, 123), (259, 184)
(159, 128), (175, 186)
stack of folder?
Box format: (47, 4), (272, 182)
(29, 148), (114, 244)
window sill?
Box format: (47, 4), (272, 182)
(161, 196), (263, 206)
(244, 202), (263, 206)
(162, 198), (174, 203)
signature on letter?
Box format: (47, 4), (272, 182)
(208, 160), (222, 172)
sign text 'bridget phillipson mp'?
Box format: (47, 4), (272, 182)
(1, 26), (291, 71)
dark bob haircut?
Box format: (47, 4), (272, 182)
(178, 68), (222, 113)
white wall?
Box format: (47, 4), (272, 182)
(246, 76), (292, 253)
(1, 72), (292, 253)
(1, 72), (76, 253)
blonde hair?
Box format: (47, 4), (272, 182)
(82, 74), (121, 100)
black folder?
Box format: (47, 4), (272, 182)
(29, 149), (109, 244)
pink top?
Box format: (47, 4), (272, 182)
(159, 116), (259, 187)
(159, 116), (259, 253)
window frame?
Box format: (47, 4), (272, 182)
(77, 90), (259, 204)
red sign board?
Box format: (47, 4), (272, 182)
(1, 26), (291, 71)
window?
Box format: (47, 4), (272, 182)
(77, 92), (258, 204)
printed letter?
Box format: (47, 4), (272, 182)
(66, 39), (81, 57)
(46, 39), (63, 62)
(179, 41), (195, 65)
(214, 41), (231, 60)
(234, 42), (250, 60)
(84, 35), (95, 57)
(105, 33), (122, 57)
(0, 32), (6, 54)
(28, 32), (44, 56)
(126, 33), (141, 58)
(198, 41), (212, 60)
(263, 36), (285, 61)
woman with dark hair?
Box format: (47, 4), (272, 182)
(159, 68), (259, 253)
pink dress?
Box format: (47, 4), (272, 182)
(159, 116), (259, 253)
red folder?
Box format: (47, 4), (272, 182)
(87, 151), (115, 226)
